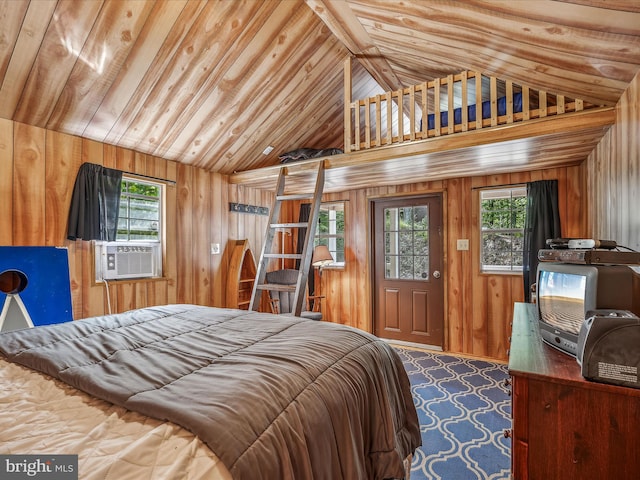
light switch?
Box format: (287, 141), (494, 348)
(457, 239), (469, 251)
(211, 243), (220, 255)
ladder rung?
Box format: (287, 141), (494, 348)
(263, 253), (303, 259)
(276, 193), (314, 201)
(271, 222), (308, 229)
(256, 284), (296, 292)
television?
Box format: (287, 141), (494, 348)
(536, 262), (640, 356)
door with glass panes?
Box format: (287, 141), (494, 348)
(372, 195), (443, 346)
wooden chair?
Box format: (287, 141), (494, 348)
(265, 269), (324, 320)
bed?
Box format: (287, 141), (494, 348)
(0, 304), (420, 479)
(423, 93), (523, 130)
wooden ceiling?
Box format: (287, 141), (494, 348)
(2, 0), (640, 190)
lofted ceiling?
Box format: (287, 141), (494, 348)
(1, 0), (640, 186)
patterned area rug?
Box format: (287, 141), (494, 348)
(395, 347), (512, 480)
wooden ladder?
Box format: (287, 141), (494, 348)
(249, 161), (325, 316)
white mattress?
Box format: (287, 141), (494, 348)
(0, 358), (232, 480)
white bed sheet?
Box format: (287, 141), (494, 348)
(0, 358), (232, 480)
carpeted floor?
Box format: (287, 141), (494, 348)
(394, 347), (512, 480)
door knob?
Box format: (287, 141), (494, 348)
(433, 270), (441, 279)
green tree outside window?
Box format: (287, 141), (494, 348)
(480, 186), (526, 272)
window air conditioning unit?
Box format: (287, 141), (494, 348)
(97, 243), (160, 281)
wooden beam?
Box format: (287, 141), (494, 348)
(305, 0), (404, 93)
(229, 107), (615, 192)
(344, 56), (352, 152)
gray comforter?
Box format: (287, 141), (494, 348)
(0, 304), (421, 480)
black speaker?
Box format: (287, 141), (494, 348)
(577, 309), (640, 389)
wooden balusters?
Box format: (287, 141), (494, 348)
(344, 67), (599, 152)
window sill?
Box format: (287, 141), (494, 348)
(94, 276), (168, 286)
(480, 270), (523, 276)
(317, 264), (345, 272)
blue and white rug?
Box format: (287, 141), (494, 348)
(395, 347), (512, 480)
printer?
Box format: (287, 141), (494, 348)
(577, 309), (640, 389)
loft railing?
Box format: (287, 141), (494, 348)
(344, 63), (599, 153)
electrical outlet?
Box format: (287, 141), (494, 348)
(457, 239), (469, 251)
(211, 243), (220, 255)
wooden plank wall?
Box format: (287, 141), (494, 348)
(318, 164), (586, 361)
(0, 119), (272, 319)
(0, 115), (606, 363)
(586, 71), (640, 251)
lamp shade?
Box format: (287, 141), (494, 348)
(312, 245), (333, 267)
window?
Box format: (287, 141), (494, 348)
(480, 186), (526, 272)
(384, 205), (429, 280)
(95, 177), (163, 281)
(315, 202), (345, 267)
(116, 178), (162, 241)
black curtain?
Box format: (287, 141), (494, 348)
(523, 180), (561, 302)
(296, 203), (314, 297)
(67, 163), (123, 241)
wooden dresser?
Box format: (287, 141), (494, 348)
(508, 302), (640, 479)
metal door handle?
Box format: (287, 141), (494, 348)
(433, 270), (441, 279)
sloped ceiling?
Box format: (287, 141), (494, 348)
(1, 0), (639, 178)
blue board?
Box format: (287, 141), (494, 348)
(0, 246), (73, 326)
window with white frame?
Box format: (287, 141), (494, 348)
(116, 178), (162, 242)
(314, 202), (345, 267)
(95, 177), (163, 281)
(480, 186), (526, 272)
